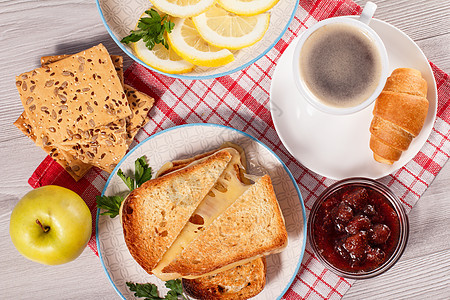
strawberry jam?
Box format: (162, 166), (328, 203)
(312, 185), (400, 272)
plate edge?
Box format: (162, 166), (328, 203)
(96, 123), (307, 300)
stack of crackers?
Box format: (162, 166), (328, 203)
(14, 44), (154, 181)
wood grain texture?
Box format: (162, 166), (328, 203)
(0, 0), (449, 299)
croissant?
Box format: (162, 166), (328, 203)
(369, 68), (429, 164)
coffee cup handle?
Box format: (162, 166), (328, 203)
(359, 1), (377, 25)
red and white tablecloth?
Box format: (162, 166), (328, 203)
(28, 0), (450, 298)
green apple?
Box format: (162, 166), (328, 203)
(9, 185), (92, 265)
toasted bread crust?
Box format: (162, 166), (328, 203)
(122, 150), (232, 274)
(162, 175), (288, 277)
(182, 257), (267, 300)
(157, 143), (247, 178)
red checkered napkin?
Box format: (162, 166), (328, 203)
(28, 0), (450, 298)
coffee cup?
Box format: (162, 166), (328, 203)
(293, 2), (389, 115)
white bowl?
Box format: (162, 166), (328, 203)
(96, 0), (299, 79)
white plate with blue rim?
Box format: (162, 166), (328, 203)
(96, 123), (306, 299)
(270, 17), (437, 180)
(95, 0), (299, 79)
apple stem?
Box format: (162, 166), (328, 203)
(36, 219), (50, 233)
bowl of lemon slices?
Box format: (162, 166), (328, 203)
(96, 0), (299, 79)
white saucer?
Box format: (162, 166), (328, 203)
(270, 18), (437, 180)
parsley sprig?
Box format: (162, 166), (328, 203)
(97, 159), (189, 299)
(96, 195), (124, 218)
(118, 156), (153, 190)
(126, 279), (188, 300)
(121, 9), (175, 50)
(134, 156), (154, 188)
(96, 156), (153, 218)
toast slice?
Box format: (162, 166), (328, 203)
(182, 257), (267, 300)
(121, 149), (232, 274)
(151, 146), (253, 280)
(156, 142), (248, 179)
(161, 175), (288, 278)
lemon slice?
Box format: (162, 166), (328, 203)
(217, 0), (280, 16)
(132, 40), (195, 74)
(167, 17), (234, 67)
(192, 4), (270, 50)
(150, 0), (215, 18)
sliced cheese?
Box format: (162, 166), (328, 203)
(155, 161), (175, 178)
(155, 142), (247, 179)
(152, 147), (256, 280)
(120, 148), (229, 224)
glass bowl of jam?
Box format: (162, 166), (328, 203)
(308, 177), (409, 279)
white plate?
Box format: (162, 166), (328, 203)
(270, 18), (437, 180)
(96, 0), (298, 80)
(96, 124), (306, 300)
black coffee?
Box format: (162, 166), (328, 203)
(299, 23), (382, 108)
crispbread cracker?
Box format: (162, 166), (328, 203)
(56, 118), (130, 173)
(40, 54), (130, 174)
(55, 85), (154, 172)
(13, 54), (126, 180)
(14, 113), (36, 141)
(53, 149), (92, 180)
(112, 56), (124, 87)
(124, 84), (154, 139)
(19, 54), (125, 139)
(41, 54), (124, 86)
(16, 43), (131, 148)
(14, 45), (155, 178)
(14, 84), (154, 176)
(13, 112), (91, 180)
(40, 55), (69, 65)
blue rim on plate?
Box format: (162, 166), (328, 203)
(96, 123), (307, 299)
(95, 0), (300, 80)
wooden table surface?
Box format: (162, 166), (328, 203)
(1, 0), (449, 299)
